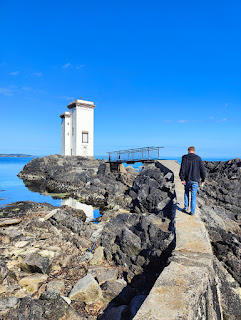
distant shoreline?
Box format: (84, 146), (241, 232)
(0, 154), (33, 158)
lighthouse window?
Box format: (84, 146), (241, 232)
(82, 132), (89, 143)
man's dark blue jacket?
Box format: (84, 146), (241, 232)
(179, 153), (206, 182)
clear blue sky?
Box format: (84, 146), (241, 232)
(0, 0), (240, 158)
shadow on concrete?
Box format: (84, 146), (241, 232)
(176, 205), (190, 215)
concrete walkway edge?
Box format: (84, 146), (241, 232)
(134, 160), (223, 320)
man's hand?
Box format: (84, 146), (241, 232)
(200, 181), (205, 187)
(181, 181), (186, 185)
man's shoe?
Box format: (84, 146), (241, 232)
(183, 207), (189, 213)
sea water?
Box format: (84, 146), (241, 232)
(0, 157), (101, 221)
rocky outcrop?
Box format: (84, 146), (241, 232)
(3, 292), (84, 319)
(197, 201), (241, 284)
(197, 159), (241, 286)
(20, 253), (52, 274)
(200, 158), (241, 221)
(18, 155), (138, 209)
(68, 274), (102, 304)
(196, 159), (241, 319)
(99, 212), (174, 284)
(129, 163), (175, 219)
(0, 163), (175, 320)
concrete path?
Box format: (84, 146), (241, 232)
(157, 160), (212, 255)
(134, 161), (220, 320)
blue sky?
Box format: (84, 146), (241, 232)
(0, 0), (240, 158)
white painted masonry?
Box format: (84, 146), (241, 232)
(61, 198), (95, 221)
(60, 99), (96, 156)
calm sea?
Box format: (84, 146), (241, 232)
(0, 157), (102, 221)
(0, 156), (230, 209)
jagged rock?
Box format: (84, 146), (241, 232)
(59, 205), (86, 222)
(0, 284), (7, 294)
(200, 158), (241, 220)
(14, 240), (31, 248)
(99, 212), (174, 283)
(0, 201), (55, 219)
(18, 155), (138, 209)
(0, 227), (23, 242)
(0, 261), (9, 284)
(89, 267), (118, 285)
(119, 227), (141, 256)
(46, 280), (65, 294)
(89, 247), (104, 265)
(68, 274), (102, 304)
(38, 249), (56, 259)
(49, 209), (91, 238)
(0, 157), (177, 319)
(198, 159), (241, 286)
(26, 283), (39, 293)
(4, 292), (83, 320)
(20, 253), (51, 274)
(213, 257), (241, 320)
(196, 159), (241, 319)
(0, 297), (19, 314)
(43, 209), (59, 220)
(129, 163), (175, 218)
(18, 273), (48, 286)
(100, 279), (127, 302)
(0, 218), (22, 227)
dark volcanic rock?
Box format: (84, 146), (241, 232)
(60, 205), (86, 221)
(0, 201), (56, 219)
(49, 209), (91, 238)
(99, 212), (174, 286)
(100, 280), (127, 302)
(18, 155), (138, 209)
(20, 253), (51, 274)
(198, 159), (241, 285)
(200, 158), (241, 221)
(0, 261), (9, 284)
(3, 158), (177, 320)
(0, 296), (19, 314)
(213, 257), (241, 320)
(129, 163), (175, 218)
(197, 158), (241, 319)
(3, 291), (85, 320)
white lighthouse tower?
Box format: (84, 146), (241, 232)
(60, 99), (96, 157)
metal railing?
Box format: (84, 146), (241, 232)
(107, 146), (164, 163)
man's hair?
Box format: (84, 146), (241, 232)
(188, 146), (195, 152)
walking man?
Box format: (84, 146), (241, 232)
(179, 146), (206, 215)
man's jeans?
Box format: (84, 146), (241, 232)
(184, 181), (199, 214)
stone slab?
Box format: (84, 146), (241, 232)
(68, 273), (102, 304)
(0, 218), (22, 227)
